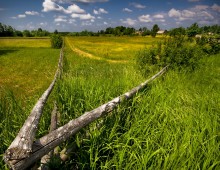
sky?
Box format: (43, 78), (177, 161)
(0, 0), (220, 32)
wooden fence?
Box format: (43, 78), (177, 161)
(3, 45), (169, 170)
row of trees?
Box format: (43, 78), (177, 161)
(0, 23), (50, 37)
(169, 23), (220, 37)
(70, 25), (160, 37)
(1, 22), (220, 38)
(74, 23), (220, 37)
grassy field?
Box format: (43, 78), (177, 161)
(54, 38), (219, 169)
(0, 36), (219, 169)
(0, 38), (60, 98)
(66, 36), (164, 61)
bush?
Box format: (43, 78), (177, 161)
(51, 34), (63, 49)
(198, 38), (220, 55)
(136, 37), (204, 76)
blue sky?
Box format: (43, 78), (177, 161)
(0, 0), (219, 32)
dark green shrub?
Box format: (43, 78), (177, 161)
(136, 37), (204, 75)
(51, 34), (63, 49)
(196, 37), (220, 55)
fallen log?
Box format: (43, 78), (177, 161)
(4, 46), (63, 162)
(4, 65), (168, 170)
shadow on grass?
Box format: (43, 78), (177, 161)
(0, 49), (18, 56)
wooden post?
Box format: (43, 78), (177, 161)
(4, 45), (63, 164)
(39, 102), (59, 170)
(4, 66), (168, 170)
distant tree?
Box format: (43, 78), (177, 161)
(141, 27), (151, 36)
(169, 27), (186, 37)
(105, 27), (114, 34)
(54, 29), (58, 34)
(23, 30), (32, 37)
(38, 28), (43, 32)
(151, 24), (160, 37)
(0, 23), (5, 36)
(187, 23), (200, 37)
(15, 30), (23, 37)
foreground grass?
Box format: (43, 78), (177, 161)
(53, 43), (220, 169)
(0, 38), (60, 169)
(0, 37), (219, 169)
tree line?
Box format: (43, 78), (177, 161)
(0, 23), (50, 37)
(1, 22), (220, 38)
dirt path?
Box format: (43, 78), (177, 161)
(66, 37), (128, 64)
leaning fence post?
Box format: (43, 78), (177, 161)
(4, 43), (64, 166)
(4, 65), (168, 170)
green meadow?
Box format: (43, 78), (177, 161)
(0, 38), (60, 98)
(0, 36), (219, 169)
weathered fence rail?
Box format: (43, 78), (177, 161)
(3, 44), (168, 169)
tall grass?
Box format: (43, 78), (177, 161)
(0, 37), (219, 169)
(52, 42), (220, 169)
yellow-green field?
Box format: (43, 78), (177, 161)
(66, 36), (164, 61)
(0, 38), (51, 48)
(0, 38), (59, 98)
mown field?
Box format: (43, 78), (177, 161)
(0, 38), (60, 98)
(0, 36), (220, 169)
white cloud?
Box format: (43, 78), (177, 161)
(93, 8), (108, 15)
(73, 0), (108, 3)
(42, 0), (66, 13)
(152, 14), (166, 22)
(54, 15), (68, 22)
(18, 14), (26, 18)
(138, 15), (152, 23)
(81, 21), (92, 26)
(71, 13), (95, 20)
(199, 11), (214, 20)
(104, 21), (108, 25)
(25, 11), (39, 15)
(68, 18), (76, 24)
(121, 18), (137, 26)
(153, 14), (164, 19)
(130, 2), (146, 9)
(194, 5), (209, 10)
(188, 0), (200, 2)
(67, 4), (85, 13)
(168, 8), (181, 17)
(212, 4), (220, 12)
(40, 22), (48, 26)
(42, 0), (86, 15)
(93, 9), (99, 15)
(97, 16), (102, 19)
(123, 8), (132, 13)
(168, 5), (215, 23)
(182, 10), (195, 18)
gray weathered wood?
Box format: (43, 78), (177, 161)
(39, 102), (59, 170)
(4, 45), (63, 163)
(5, 65), (168, 170)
